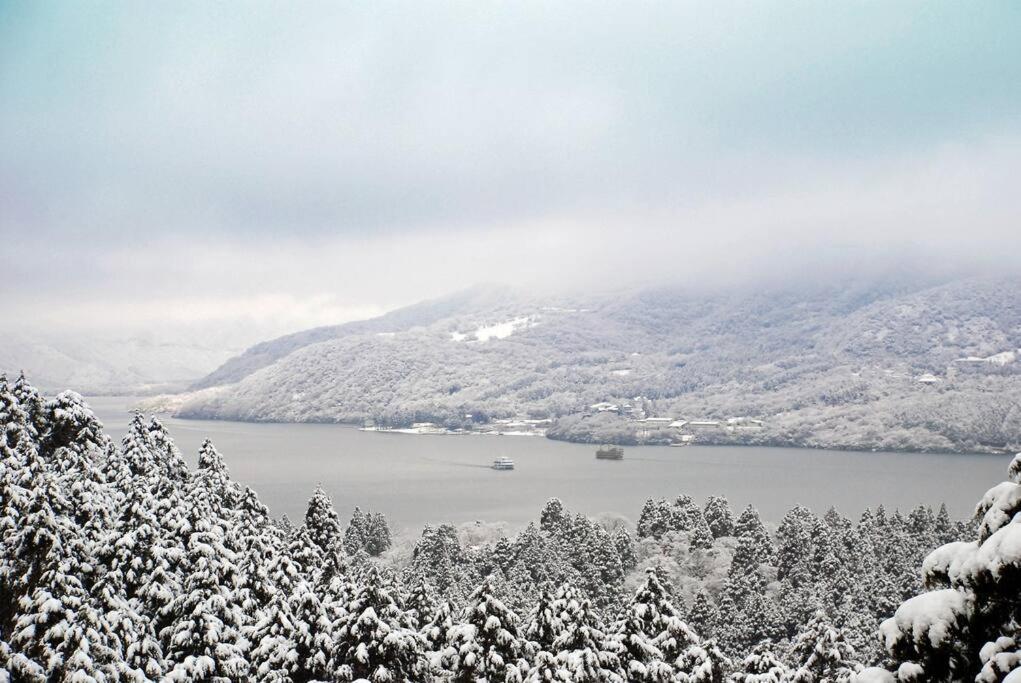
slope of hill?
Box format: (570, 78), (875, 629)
(0, 332), (239, 394)
(169, 276), (1021, 453)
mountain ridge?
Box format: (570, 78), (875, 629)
(171, 275), (1021, 454)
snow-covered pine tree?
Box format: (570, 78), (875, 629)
(332, 566), (425, 682)
(246, 588), (298, 681)
(11, 372), (47, 440)
(405, 576), (437, 630)
(525, 586), (563, 654)
(613, 525), (638, 573)
(343, 506), (368, 556)
(289, 578), (335, 681)
(874, 453), (1021, 682)
(161, 505), (249, 682)
(687, 591), (719, 641)
(672, 495), (703, 533)
(365, 511), (393, 556)
(637, 499), (672, 539)
(690, 511), (716, 551)
(776, 506), (817, 588)
(304, 486), (344, 556)
(445, 575), (528, 683)
(734, 505), (775, 565)
(550, 598), (623, 682)
(192, 439), (242, 518)
(786, 610), (858, 683)
(540, 498), (570, 537)
(146, 416), (190, 486)
(422, 600), (456, 654)
(729, 642), (790, 683)
(611, 567), (675, 682)
(704, 496), (736, 539)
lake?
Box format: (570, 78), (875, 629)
(87, 396), (1009, 531)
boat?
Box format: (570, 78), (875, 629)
(492, 456), (515, 470)
(595, 445), (624, 460)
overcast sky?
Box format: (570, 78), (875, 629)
(2, 1), (1020, 344)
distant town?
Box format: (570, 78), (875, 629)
(361, 398), (765, 444)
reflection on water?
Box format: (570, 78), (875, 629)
(88, 396), (1009, 529)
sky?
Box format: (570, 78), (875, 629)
(2, 1), (1021, 347)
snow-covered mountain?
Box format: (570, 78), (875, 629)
(0, 332), (241, 394)
(167, 277), (1021, 453)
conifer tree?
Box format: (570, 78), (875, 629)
(161, 508), (249, 682)
(704, 496), (736, 539)
(405, 576), (437, 630)
(613, 525), (638, 573)
(247, 588), (298, 681)
(734, 505), (775, 565)
(637, 499), (672, 539)
(540, 498), (570, 536)
(343, 506), (369, 555)
(303, 486), (344, 555)
(690, 511), (716, 551)
(524, 587), (563, 654)
(875, 453), (1021, 682)
(612, 568), (676, 682)
(445, 576), (528, 683)
(551, 598), (623, 682)
(289, 578), (335, 681)
(729, 642), (790, 683)
(332, 567), (425, 682)
(787, 610), (858, 683)
(687, 590), (719, 640)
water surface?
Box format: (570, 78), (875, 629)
(87, 396), (1008, 529)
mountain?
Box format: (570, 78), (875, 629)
(0, 331), (241, 394)
(167, 276), (1021, 453)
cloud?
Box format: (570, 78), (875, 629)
(1, 1), (1020, 342)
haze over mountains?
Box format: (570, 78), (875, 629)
(144, 274), (1021, 454)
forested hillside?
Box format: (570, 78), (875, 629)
(169, 277), (1021, 453)
(3, 377), (1021, 681)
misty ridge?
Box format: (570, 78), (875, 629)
(131, 273), (1021, 455)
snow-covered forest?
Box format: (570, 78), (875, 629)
(4, 374), (1020, 681)
(160, 277), (1021, 454)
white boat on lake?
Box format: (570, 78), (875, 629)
(492, 456), (515, 470)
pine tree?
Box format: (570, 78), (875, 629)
(289, 578), (334, 681)
(247, 588), (298, 681)
(551, 598), (623, 682)
(332, 567), (425, 682)
(689, 511), (716, 551)
(613, 526), (638, 573)
(687, 590), (719, 640)
(704, 496), (736, 539)
(787, 610), (858, 683)
(612, 568), (675, 682)
(734, 505), (775, 565)
(671, 495), (703, 533)
(637, 499), (672, 539)
(524, 587), (563, 653)
(540, 498), (570, 536)
(776, 506), (816, 588)
(161, 508), (249, 682)
(729, 642), (790, 683)
(343, 506), (369, 555)
(875, 453), (1021, 681)
(445, 576), (527, 683)
(421, 600), (456, 654)
(365, 511), (393, 556)
(405, 576), (437, 630)
(303, 486), (344, 555)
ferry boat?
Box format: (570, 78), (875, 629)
(492, 456), (515, 470)
(595, 445), (624, 460)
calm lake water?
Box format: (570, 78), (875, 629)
(87, 396), (1009, 530)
